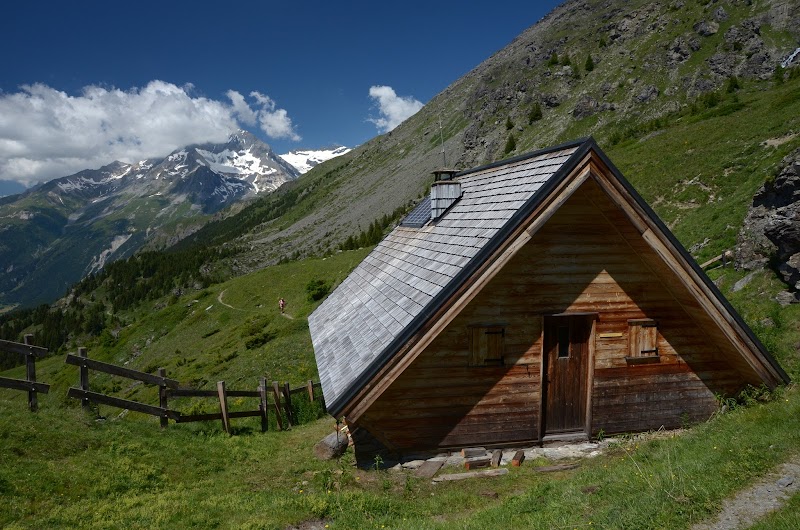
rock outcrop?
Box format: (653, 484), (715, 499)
(737, 148), (800, 299)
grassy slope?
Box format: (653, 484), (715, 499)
(3, 248), (371, 406)
(607, 75), (800, 263)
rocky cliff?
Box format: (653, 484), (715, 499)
(738, 146), (800, 301)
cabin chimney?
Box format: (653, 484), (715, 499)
(430, 169), (461, 220)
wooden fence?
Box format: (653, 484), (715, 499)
(0, 335), (50, 411)
(65, 347), (323, 434)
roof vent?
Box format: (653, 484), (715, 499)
(430, 169), (462, 220)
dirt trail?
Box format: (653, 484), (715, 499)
(690, 457), (800, 530)
(217, 290), (242, 310)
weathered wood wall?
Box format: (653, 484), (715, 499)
(355, 178), (749, 458)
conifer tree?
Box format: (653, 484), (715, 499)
(504, 133), (517, 155)
(528, 102), (543, 124)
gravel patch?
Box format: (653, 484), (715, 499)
(690, 457), (800, 530)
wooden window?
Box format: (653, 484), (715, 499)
(626, 319), (659, 364)
(469, 325), (505, 366)
(557, 325), (570, 358)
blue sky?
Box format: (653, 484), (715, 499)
(0, 0), (562, 192)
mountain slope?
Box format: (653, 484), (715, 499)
(0, 131), (298, 308)
(184, 0), (799, 277)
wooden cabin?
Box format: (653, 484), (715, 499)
(308, 138), (789, 466)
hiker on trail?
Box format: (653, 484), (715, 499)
(279, 298), (286, 313)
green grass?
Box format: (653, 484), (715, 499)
(710, 267), (800, 378)
(1, 380), (799, 528)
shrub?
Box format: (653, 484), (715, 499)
(245, 331), (275, 349)
(774, 64), (785, 85)
(306, 279), (331, 302)
(585, 54), (595, 72)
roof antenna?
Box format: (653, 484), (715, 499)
(438, 113), (447, 168)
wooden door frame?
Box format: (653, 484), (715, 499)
(538, 312), (597, 441)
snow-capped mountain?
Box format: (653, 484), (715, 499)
(280, 146), (352, 174)
(0, 130), (298, 308)
(28, 130), (298, 214)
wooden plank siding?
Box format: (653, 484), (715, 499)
(355, 178), (744, 457)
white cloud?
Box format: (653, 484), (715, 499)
(368, 85), (424, 133)
(0, 81), (300, 186)
(226, 89), (258, 126)
(250, 91), (301, 141)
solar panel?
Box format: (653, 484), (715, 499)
(399, 196), (431, 228)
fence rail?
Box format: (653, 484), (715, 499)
(67, 387), (182, 421)
(64, 352), (179, 388)
(64, 347), (323, 434)
(0, 335), (50, 411)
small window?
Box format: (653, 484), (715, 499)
(557, 326), (570, 358)
(469, 325), (505, 366)
(627, 319), (659, 363)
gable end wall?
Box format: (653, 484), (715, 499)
(353, 179), (746, 461)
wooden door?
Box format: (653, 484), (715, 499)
(542, 314), (592, 434)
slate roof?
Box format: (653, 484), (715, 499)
(308, 139), (587, 415)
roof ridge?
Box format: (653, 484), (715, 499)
(454, 137), (591, 178)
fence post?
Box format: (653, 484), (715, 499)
(259, 376), (268, 433)
(78, 346), (90, 411)
(282, 382), (293, 427)
(217, 381), (231, 435)
(23, 335), (37, 412)
(158, 368), (168, 429)
(271, 381), (284, 431)
(307, 379), (314, 402)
